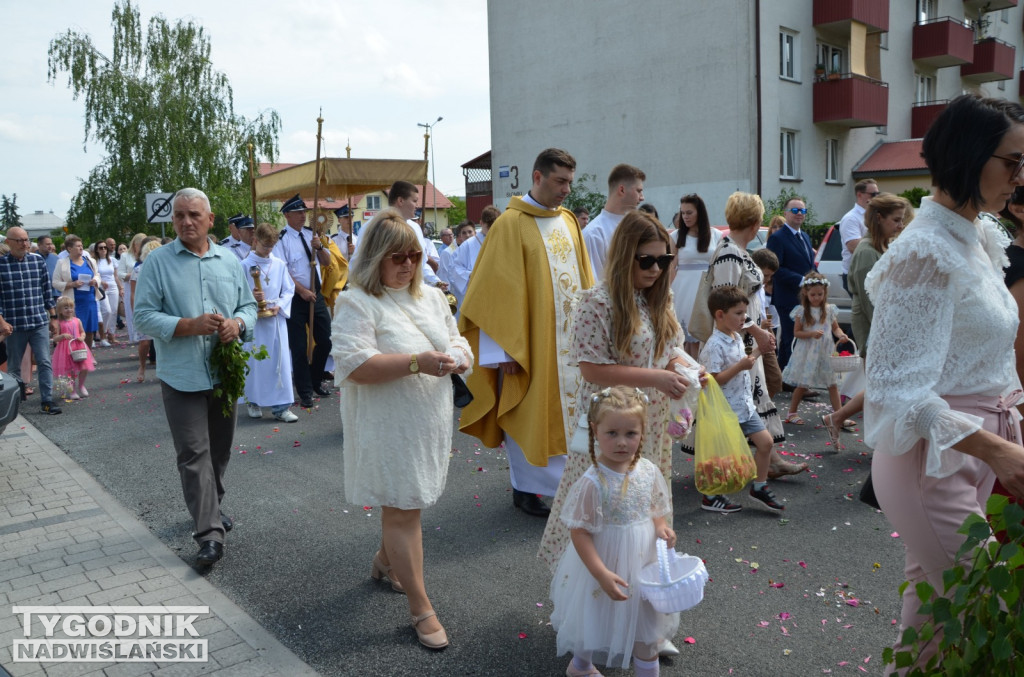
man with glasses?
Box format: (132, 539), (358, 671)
(36, 236), (60, 301)
(838, 178), (879, 292)
(0, 227), (61, 414)
(766, 197), (817, 370)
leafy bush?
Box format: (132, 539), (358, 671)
(899, 187), (930, 209)
(883, 494), (1024, 675)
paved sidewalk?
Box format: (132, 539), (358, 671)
(0, 416), (319, 677)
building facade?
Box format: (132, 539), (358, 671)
(487, 0), (1022, 223)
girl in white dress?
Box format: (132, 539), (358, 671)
(781, 272), (849, 425)
(550, 386), (678, 677)
(669, 193), (721, 358)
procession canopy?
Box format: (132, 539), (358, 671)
(254, 158), (428, 202)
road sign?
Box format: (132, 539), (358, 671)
(145, 193), (174, 223)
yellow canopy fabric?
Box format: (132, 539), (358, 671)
(254, 158), (428, 202)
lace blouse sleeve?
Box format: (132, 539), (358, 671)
(330, 291), (383, 384)
(649, 466), (671, 520)
(560, 473), (603, 533)
(864, 248), (983, 477)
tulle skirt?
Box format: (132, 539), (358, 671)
(550, 521), (679, 668)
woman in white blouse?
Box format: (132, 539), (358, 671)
(866, 94), (1024, 671)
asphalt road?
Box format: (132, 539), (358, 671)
(26, 339), (907, 676)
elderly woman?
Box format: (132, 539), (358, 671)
(540, 210), (693, 568)
(700, 193), (806, 502)
(331, 208), (472, 651)
(52, 235), (102, 348)
(866, 94), (1024, 673)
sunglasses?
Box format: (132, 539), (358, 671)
(96, 246), (107, 250)
(866, 191), (880, 198)
(634, 254), (675, 270)
(389, 250), (423, 265)
(992, 153), (1024, 181)
(788, 207), (808, 214)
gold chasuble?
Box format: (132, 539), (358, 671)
(458, 197), (594, 466)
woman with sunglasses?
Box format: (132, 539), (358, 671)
(93, 240), (119, 346)
(669, 193), (722, 359)
(330, 208), (472, 651)
(866, 94), (1024, 672)
(699, 192), (807, 501)
(539, 212), (694, 588)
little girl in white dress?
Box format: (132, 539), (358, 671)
(550, 386), (679, 677)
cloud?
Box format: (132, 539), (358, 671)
(381, 62), (441, 99)
(0, 117), (48, 143)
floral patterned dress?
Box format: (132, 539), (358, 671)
(538, 284), (682, 571)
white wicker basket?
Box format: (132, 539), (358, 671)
(70, 348), (88, 362)
(830, 339), (859, 373)
(639, 539), (709, 614)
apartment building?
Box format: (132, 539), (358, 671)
(487, 0), (1023, 221)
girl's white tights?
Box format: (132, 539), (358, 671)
(634, 656), (659, 676)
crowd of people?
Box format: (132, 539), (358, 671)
(4, 92), (1024, 675)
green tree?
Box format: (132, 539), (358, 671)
(563, 172), (606, 217)
(47, 0), (280, 242)
(899, 187), (930, 209)
(446, 195), (467, 225)
(1, 194), (23, 231)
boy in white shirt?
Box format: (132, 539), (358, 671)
(699, 285), (785, 513)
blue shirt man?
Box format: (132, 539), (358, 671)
(133, 187), (256, 567)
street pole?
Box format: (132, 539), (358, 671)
(417, 116), (442, 235)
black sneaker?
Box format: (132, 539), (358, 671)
(750, 484), (785, 511)
(41, 401), (63, 415)
(701, 495), (742, 513)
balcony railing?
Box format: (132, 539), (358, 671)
(911, 100), (950, 138)
(912, 17), (975, 67)
(813, 0), (890, 33)
(963, 0), (1017, 13)
(813, 73), (889, 128)
(960, 38), (1016, 82)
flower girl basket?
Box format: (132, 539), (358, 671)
(639, 539), (709, 614)
(830, 339), (859, 373)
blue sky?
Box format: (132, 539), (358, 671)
(0, 0), (490, 216)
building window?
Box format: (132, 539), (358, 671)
(816, 43), (844, 75)
(825, 139), (841, 184)
(914, 73), (936, 104)
(779, 30), (797, 80)
(916, 0), (937, 23)
(1002, 9), (1009, 23)
(780, 130), (798, 179)
(366, 195), (381, 210)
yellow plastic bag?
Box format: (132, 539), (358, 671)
(693, 379), (757, 495)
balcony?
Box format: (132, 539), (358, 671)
(813, 73), (889, 128)
(960, 38), (1016, 82)
(963, 0), (1017, 12)
(813, 0), (889, 34)
(912, 17), (975, 67)
(911, 100), (949, 138)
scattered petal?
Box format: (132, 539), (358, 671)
(890, 532), (900, 538)
(683, 637), (695, 644)
(518, 632), (527, 639)
(798, 561), (807, 569)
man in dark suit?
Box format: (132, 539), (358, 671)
(766, 197), (817, 370)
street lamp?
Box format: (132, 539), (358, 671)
(417, 116), (443, 235)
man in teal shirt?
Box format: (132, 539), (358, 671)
(134, 187), (256, 567)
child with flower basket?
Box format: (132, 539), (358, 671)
(698, 285), (784, 513)
(51, 297), (95, 400)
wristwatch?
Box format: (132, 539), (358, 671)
(409, 354), (419, 374)
(235, 318), (245, 334)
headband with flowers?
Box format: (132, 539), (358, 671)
(591, 386), (650, 405)
(799, 276), (830, 288)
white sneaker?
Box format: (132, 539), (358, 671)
(246, 403), (262, 419)
(274, 409), (299, 423)
(98, 339), (111, 347)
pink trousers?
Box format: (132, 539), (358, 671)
(871, 393), (1021, 673)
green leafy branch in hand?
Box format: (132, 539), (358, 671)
(211, 340), (269, 418)
(883, 494), (1024, 676)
